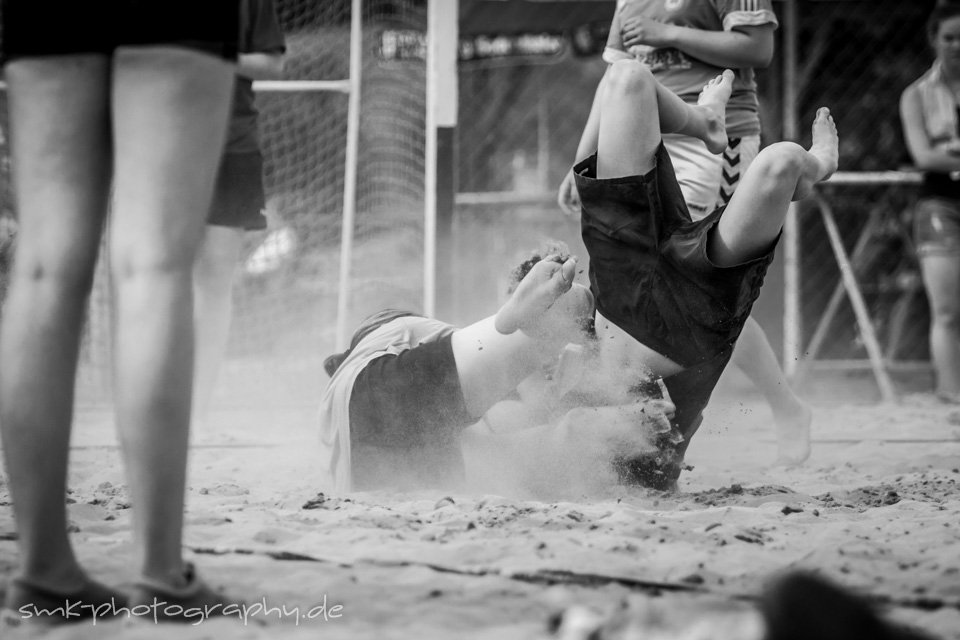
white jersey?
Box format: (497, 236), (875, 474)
(604, 0), (778, 137)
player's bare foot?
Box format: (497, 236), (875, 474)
(808, 107), (839, 182)
(791, 107), (839, 201)
(495, 257), (576, 335)
(774, 401), (812, 467)
(695, 69), (734, 154)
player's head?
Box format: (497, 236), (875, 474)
(927, 2), (960, 52)
(323, 308), (419, 376)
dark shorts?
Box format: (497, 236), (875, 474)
(574, 145), (777, 369)
(1, 0), (240, 62)
(349, 334), (473, 491)
(914, 197), (960, 258)
(208, 152), (267, 230)
(662, 347), (732, 453)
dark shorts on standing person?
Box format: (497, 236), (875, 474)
(349, 334), (475, 491)
(1, 0), (240, 62)
(913, 196), (960, 258)
(208, 152), (268, 230)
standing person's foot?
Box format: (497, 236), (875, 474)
(696, 69), (734, 154)
(495, 257), (577, 336)
(129, 563), (242, 623)
(773, 401), (813, 466)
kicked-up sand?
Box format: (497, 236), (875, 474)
(1, 374), (959, 639)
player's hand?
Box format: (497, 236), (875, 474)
(622, 17), (676, 49)
(557, 169), (581, 218)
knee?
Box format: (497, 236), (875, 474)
(930, 301), (960, 331)
(752, 142), (807, 182)
(603, 59), (655, 98)
(11, 251), (97, 296)
(111, 250), (195, 284)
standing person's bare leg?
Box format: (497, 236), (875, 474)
(730, 317), (812, 464)
(109, 46), (234, 591)
(918, 254), (960, 401)
(193, 226), (245, 420)
(0, 56), (117, 603)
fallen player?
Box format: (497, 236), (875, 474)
(318, 252), (678, 494)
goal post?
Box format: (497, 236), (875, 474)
(424, 0), (459, 321)
(334, 0), (363, 350)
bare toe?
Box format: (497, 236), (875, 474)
(495, 258), (576, 335)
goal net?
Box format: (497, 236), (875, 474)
(0, 0), (431, 415)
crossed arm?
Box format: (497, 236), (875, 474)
(618, 18), (774, 69)
(900, 84), (960, 173)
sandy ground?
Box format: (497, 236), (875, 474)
(1, 373), (959, 639)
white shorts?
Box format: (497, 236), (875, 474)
(663, 133), (761, 221)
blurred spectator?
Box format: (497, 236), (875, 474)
(193, 0), (286, 421)
(0, 0), (241, 622)
(899, 2), (960, 403)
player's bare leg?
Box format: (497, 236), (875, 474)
(686, 69), (734, 154)
(594, 63), (733, 179)
(792, 107), (840, 201)
(709, 107), (839, 268)
(457, 261), (592, 418)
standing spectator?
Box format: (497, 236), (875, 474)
(0, 0), (240, 621)
(193, 0), (286, 420)
(900, 3), (960, 403)
(558, 0), (811, 465)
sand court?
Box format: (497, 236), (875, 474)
(1, 378), (958, 639)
